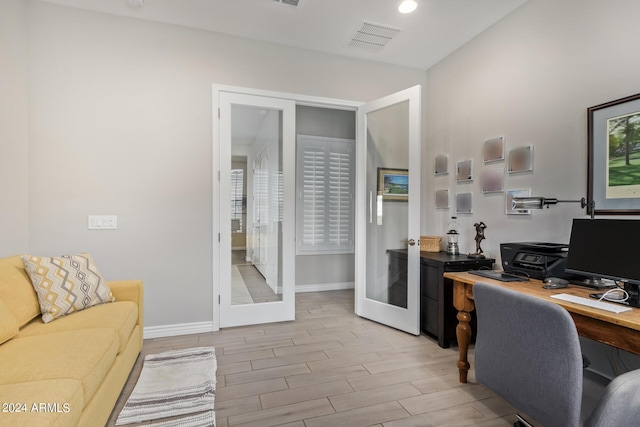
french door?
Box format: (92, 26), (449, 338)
(218, 91), (296, 327)
(355, 86), (422, 335)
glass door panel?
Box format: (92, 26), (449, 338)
(219, 92), (295, 327)
(356, 86), (421, 335)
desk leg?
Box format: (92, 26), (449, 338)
(453, 280), (474, 383)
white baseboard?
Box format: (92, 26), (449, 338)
(144, 321), (213, 339)
(144, 283), (353, 338)
(296, 282), (355, 293)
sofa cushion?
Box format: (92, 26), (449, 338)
(0, 329), (118, 407)
(21, 253), (115, 323)
(17, 301), (138, 353)
(0, 255), (41, 327)
(0, 299), (19, 344)
(0, 379), (83, 427)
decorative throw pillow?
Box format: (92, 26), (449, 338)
(21, 253), (115, 323)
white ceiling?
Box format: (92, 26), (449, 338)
(39, 0), (528, 70)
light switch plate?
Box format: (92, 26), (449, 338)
(88, 215), (117, 230)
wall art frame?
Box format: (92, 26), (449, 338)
(456, 159), (473, 182)
(507, 145), (534, 174)
(456, 192), (473, 214)
(483, 136), (505, 164)
(505, 189), (532, 215)
(435, 189), (449, 209)
(377, 168), (408, 201)
(588, 92), (640, 215)
(435, 154), (449, 175)
(481, 168), (504, 193)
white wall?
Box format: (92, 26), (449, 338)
(424, 0), (640, 259)
(24, 1), (427, 328)
(0, 0), (30, 256)
(424, 0), (640, 378)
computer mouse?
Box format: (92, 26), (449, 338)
(543, 277), (569, 289)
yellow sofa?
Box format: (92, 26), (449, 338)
(0, 255), (143, 427)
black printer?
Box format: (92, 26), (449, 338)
(500, 242), (574, 280)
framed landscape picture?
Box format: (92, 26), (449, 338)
(377, 168), (408, 201)
(588, 92), (640, 214)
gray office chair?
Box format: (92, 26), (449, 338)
(473, 281), (640, 427)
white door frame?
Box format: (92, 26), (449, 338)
(212, 85), (361, 331)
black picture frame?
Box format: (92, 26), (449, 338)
(587, 93), (640, 215)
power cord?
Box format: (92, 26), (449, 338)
(598, 288), (630, 304)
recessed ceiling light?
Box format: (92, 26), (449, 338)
(398, 0), (417, 14)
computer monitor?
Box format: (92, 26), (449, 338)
(566, 219), (640, 293)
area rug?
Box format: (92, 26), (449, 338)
(116, 347), (217, 426)
(149, 410), (216, 427)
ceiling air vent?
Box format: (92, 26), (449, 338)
(271, 0), (300, 6)
(348, 21), (402, 52)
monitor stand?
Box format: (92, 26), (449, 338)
(572, 277), (615, 290)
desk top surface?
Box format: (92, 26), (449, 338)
(387, 249), (495, 264)
(444, 271), (640, 332)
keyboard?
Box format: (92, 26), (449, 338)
(468, 270), (528, 282)
(551, 293), (632, 314)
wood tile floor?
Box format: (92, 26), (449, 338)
(106, 290), (523, 426)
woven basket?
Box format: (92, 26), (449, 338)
(420, 236), (442, 252)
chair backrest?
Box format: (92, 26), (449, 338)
(474, 282), (583, 427)
(585, 368), (640, 427)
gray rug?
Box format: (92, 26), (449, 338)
(116, 347), (217, 426)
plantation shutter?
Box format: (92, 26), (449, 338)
(230, 169), (243, 232)
(297, 135), (355, 254)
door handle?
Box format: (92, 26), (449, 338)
(407, 239), (416, 246)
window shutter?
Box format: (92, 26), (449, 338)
(301, 146), (326, 246)
(230, 169), (243, 231)
(297, 135), (354, 254)
(328, 149), (351, 246)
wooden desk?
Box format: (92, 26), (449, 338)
(445, 271), (640, 383)
(387, 250), (493, 347)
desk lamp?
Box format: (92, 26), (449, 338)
(512, 196), (595, 219)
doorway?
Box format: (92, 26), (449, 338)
(213, 85), (421, 332)
(230, 155), (282, 305)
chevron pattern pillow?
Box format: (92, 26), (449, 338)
(21, 253), (115, 323)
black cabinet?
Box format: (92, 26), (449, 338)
(388, 250), (408, 308)
(388, 250), (494, 348)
